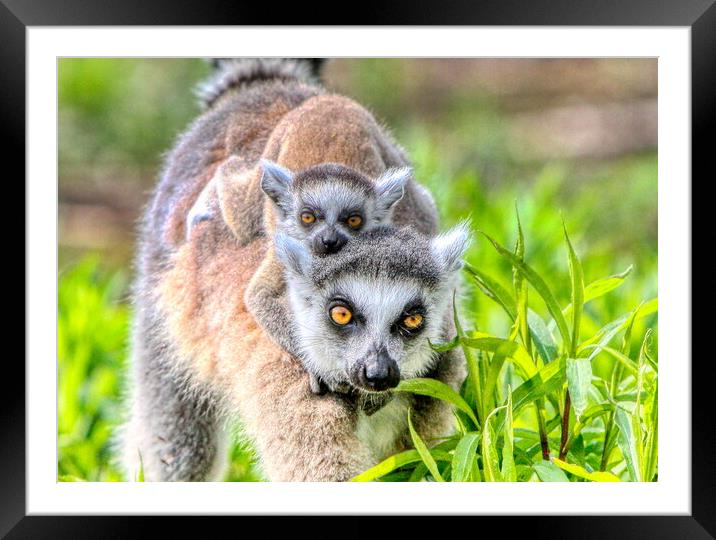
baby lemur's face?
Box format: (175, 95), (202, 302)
(276, 225), (469, 393)
(261, 160), (409, 255)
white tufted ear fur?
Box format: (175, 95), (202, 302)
(260, 159), (295, 215)
(274, 232), (313, 276)
(374, 167), (411, 221)
(431, 221), (471, 274)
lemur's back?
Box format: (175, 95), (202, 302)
(137, 78), (322, 279)
(122, 60), (456, 482)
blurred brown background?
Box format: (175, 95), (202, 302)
(58, 58), (657, 269)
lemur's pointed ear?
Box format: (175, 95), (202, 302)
(275, 232), (313, 275)
(374, 167), (410, 220)
(260, 159), (294, 214)
(431, 221), (471, 274)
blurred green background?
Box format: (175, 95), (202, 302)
(58, 59), (657, 481)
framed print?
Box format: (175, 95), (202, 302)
(7, 0), (709, 537)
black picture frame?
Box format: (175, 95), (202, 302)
(6, 1), (707, 537)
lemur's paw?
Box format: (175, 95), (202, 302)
(359, 391), (395, 416)
(308, 373), (352, 396)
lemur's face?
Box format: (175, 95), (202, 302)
(302, 275), (448, 391)
(276, 225), (470, 393)
(260, 160), (409, 255)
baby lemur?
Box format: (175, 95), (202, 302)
(252, 159), (410, 394)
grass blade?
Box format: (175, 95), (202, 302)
(528, 309), (558, 364)
(461, 333), (537, 378)
(578, 299), (658, 358)
(566, 358), (592, 420)
(464, 263), (516, 320)
(552, 458), (620, 482)
(559, 265), (634, 322)
(509, 357), (566, 423)
(501, 389), (517, 481)
(563, 220), (584, 356)
(453, 293), (483, 426)
(614, 407), (641, 481)
(480, 231), (572, 352)
(482, 406), (505, 482)
(408, 409), (444, 482)
(452, 432), (481, 482)
(396, 378), (479, 427)
(533, 461), (569, 482)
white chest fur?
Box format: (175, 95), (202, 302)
(355, 395), (409, 461)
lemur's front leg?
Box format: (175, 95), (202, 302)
(245, 251), (352, 397)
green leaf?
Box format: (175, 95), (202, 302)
(429, 336), (460, 352)
(461, 333), (537, 378)
(501, 390), (517, 482)
(614, 408), (641, 481)
(351, 449), (451, 482)
(482, 407), (504, 482)
(563, 221), (584, 357)
(582, 346), (639, 376)
(514, 208), (531, 353)
(584, 265), (634, 303)
(533, 461), (569, 482)
(453, 293), (483, 426)
(578, 299), (658, 358)
(552, 458), (620, 482)
(408, 463), (428, 482)
(396, 378), (479, 427)
(408, 409), (444, 482)
(566, 358), (592, 420)
(58, 474), (86, 482)
(464, 264), (517, 320)
(560, 266), (633, 321)
(452, 432), (481, 482)
(508, 357), (566, 424)
(528, 309), (558, 364)
(480, 231), (572, 352)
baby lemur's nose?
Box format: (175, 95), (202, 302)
(362, 352), (400, 392)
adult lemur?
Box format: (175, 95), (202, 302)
(119, 58), (466, 481)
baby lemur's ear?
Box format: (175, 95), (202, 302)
(275, 232), (313, 276)
(374, 167), (411, 220)
(431, 221), (472, 274)
(260, 159), (295, 215)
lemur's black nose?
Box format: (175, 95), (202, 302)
(361, 351), (400, 392)
(314, 232), (347, 254)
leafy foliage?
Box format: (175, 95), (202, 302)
(353, 213), (658, 482)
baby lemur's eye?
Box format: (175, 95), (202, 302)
(403, 313), (424, 330)
(329, 305), (353, 326)
(346, 215), (363, 229)
(301, 211), (316, 224)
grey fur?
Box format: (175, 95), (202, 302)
(119, 58), (465, 482)
(275, 224), (469, 391)
(197, 58), (323, 109)
(252, 161), (410, 392)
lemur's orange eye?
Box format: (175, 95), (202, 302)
(330, 305), (353, 326)
(403, 313), (424, 329)
(347, 215), (363, 229)
(301, 211), (316, 224)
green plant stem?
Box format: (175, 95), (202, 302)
(600, 361), (625, 470)
(535, 398), (551, 460)
(559, 390), (572, 460)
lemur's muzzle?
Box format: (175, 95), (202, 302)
(313, 229), (347, 255)
(352, 349), (400, 392)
